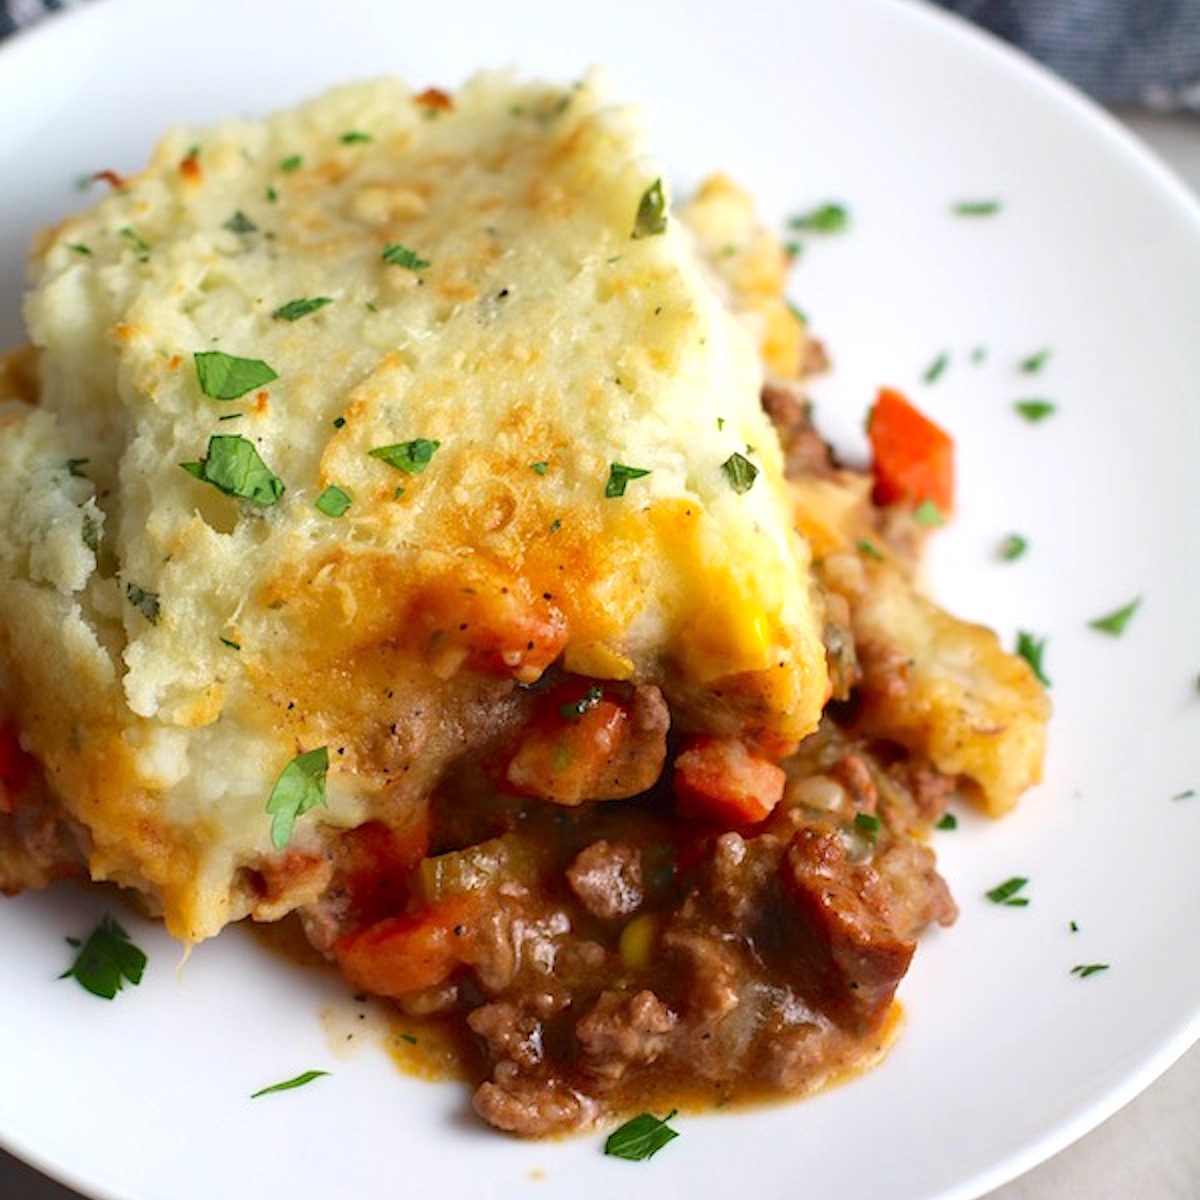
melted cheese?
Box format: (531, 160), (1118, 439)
(0, 72), (827, 940)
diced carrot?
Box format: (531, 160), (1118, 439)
(673, 735), (786, 827)
(866, 386), (955, 516)
(332, 816), (432, 926)
(333, 895), (476, 999)
(504, 689), (628, 805)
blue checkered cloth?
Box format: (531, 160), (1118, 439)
(1, 0), (1199, 109)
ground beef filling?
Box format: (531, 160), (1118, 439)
(298, 714), (959, 1137)
(291, 389), (962, 1137)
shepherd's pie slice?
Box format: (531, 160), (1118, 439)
(0, 73), (827, 941)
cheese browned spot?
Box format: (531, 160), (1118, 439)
(0, 73), (826, 941)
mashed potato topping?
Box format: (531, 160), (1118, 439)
(0, 73), (829, 941)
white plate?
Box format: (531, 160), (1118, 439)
(1, 2), (1198, 1198)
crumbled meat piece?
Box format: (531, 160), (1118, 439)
(575, 989), (677, 1081)
(829, 754), (879, 811)
(468, 1000), (546, 1070)
(873, 841), (958, 938)
(566, 840), (644, 920)
(782, 823), (915, 1032)
(761, 379), (837, 479)
(473, 1076), (600, 1138)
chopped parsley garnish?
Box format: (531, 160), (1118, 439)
(1070, 963), (1110, 979)
(986, 876), (1029, 906)
(788, 202), (850, 233)
(603, 1110), (679, 1161)
(1172, 789), (1195, 801)
(936, 812), (958, 830)
(549, 517), (562, 533)
(530, 461), (549, 475)
(632, 179), (667, 239)
(250, 1069), (330, 1099)
(266, 747), (329, 850)
(913, 499), (945, 528)
(1088, 596), (1140, 636)
(315, 485), (352, 518)
(81, 513), (100, 553)
(194, 350), (278, 401)
(952, 199), (1002, 216)
(369, 438), (441, 474)
(1014, 398), (1056, 423)
(67, 242), (93, 256)
(560, 685), (604, 722)
(119, 226), (151, 261)
(125, 583), (161, 625)
(923, 352), (949, 383)
(272, 296), (334, 322)
(279, 154), (303, 172)
(1020, 347), (1053, 373)
(1000, 533), (1028, 561)
(720, 451), (759, 495)
(223, 211), (258, 235)
(856, 538), (884, 561)
(605, 462), (652, 498)
(339, 130), (373, 144)
(381, 243), (431, 270)
(853, 811), (881, 841)
(1015, 630), (1050, 686)
(181, 435), (285, 507)
(59, 915), (147, 1000)
(220, 637), (241, 651)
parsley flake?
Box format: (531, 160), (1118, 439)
(272, 296), (334, 322)
(952, 199), (1002, 216)
(1015, 630), (1050, 686)
(315, 485), (352, 518)
(223, 211), (258, 235)
(936, 812), (958, 831)
(1020, 347), (1053, 374)
(857, 538), (884, 561)
(913, 499), (945, 528)
(530, 461), (549, 475)
(180, 435), (285, 507)
(279, 154), (303, 173)
(1088, 596), (1140, 637)
(67, 242), (93, 256)
(1070, 963), (1110, 979)
(1000, 533), (1028, 561)
(382, 243), (431, 270)
(125, 583), (161, 625)
(720, 451), (759, 495)
(853, 811), (881, 841)
(560, 685), (604, 722)
(250, 1069), (330, 1099)
(266, 747), (329, 850)
(194, 350), (278, 401)
(603, 1110), (679, 1161)
(369, 439), (441, 474)
(1014, 398), (1056, 423)
(59, 915), (147, 1000)
(119, 226), (151, 261)
(788, 202), (850, 233)
(632, 179), (667, 239)
(339, 130), (373, 144)
(605, 462), (652, 498)
(986, 876), (1030, 906)
(923, 352), (949, 383)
